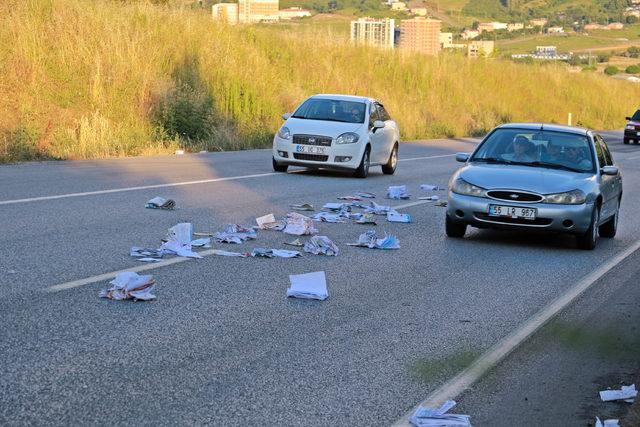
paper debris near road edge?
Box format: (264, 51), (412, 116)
(364, 201), (392, 215)
(256, 213), (286, 231)
(386, 185), (410, 200)
(191, 238), (211, 248)
(130, 247), (163, 260)
(595, 417), (620, 427)
(145, 197), (176, 210)
(355, 191), (376, 198)
(214, 224), (257, 244)
(420, 184), (445, 191)
(287, 271), (328, 301)
(303, 236), (339, 256)
(419, 195), (440, 201)
(599, 384), (637, 402)
(99, 272), (157, 301)
(211, 249), (249, 257)
(251, 248), (301, 258)
(337, 196), (362, 201)
(167, 223), (193, 245)
(387, 211), (412, 223)
(409, 400), (471, 427)
(356, 213), (377, 225)
(347, 230), (400, 250)
(290, 203), (314, 211)
(284, 239), (304, 247)
(284, 212), (318, 236)
(160, 240), (202, 258)
(323, 202), (351, 212)
(313, 212), (347, 223)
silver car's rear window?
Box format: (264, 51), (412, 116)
(471, 129), (595, 173)
(292, 99), (366, 124)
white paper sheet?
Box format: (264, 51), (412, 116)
(287, 271), (328, 300)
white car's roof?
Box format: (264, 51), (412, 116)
(310, 94), (375, 104)
(498, 122), (591, 136)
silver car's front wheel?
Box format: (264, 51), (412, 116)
(577, 207), (599, 250)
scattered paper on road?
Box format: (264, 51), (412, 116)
(256, 213), (285, 230)
(160, 240), (202, 258)
(595, 417), (620, 427)
(167, 223), (193, 245)
(214, 224), (257, 244)
(99, 272), (157, 301)
(337, 196), (362, 201)
(355, 213), (377, 224)
(420, 184), (445, 191)
(130, 247), (163, 260)
(364, 201), (392, 215)
(145, 196), (176, 210)
(290, 203), (314, 211)
(347, 230), (400, 249)
(287, 271), (328, 301)
(409, 400), (471, 427)
(314, 212), (347, 223)
(356, 191), (376, 198)
(284, 238), (304, 247)
(599, 384), (637, 402)
(386, 185), (410, 200)
(211, 249), (249, 257)
(303, 236), (339, 256)
(419, 195), (440, 201)
(387, 210), (412, 223)
(284, 212), (318, 235)
(190, 238), (212, 248)
(251, 248), (301, 258)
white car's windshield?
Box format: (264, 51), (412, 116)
(471, 129), (595, 173)
(292, 99), (366, 123)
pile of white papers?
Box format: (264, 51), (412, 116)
(599, 384), (637, 402)
(287, 271), (328, 300)
(284, 212), (318, 235)
(214, 224), (257, 244)
(364, 201), (393, 215)
(409, 400), (471, 427)
(251, 248), (301, 258)
(347, 230), (400, 250)
(386, 185), (410, 200)
(162, 223), (202, 258)
(145, 196), (176, 210)
(303, 236), (339, 256)
(99, 272), (157, 301)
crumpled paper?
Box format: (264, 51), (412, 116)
(409, 400), (471, 427)
(99, 272), (157, 301)
(303, 236), (339, 256)
(284, 212), (318, 235)
(347, 230), (400, 249)
(251, 248), (301, 258)
(145, 196), (176, 210)
(214, 224), (257, 244)
(386, 185), (410, 200)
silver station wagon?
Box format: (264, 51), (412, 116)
(446, 123), (623, 250)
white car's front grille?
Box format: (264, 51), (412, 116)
(292, 134), (332, 147)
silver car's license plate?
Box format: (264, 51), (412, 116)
(296, 145), (326, 155)
(488, 205), (537, 220)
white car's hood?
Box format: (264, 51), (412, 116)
(285, 118), (364, 138)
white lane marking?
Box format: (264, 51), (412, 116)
(0, 173), (278, 206)
(46, 249), (220, 292)
(1, 153), (455, 206)
(392, 238), (640, 426)
(398, 154), (455, 162)
(45, 200), (435, 293)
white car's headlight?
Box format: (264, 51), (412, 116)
(450, 178), (487, 198)
(626, 124), (635, 130)
(335, 132), (359, 144)
(278, 126), (291, 140)
(544, 189), (586, 205)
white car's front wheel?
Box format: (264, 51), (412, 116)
(382, 143), (398, 175)
(354, 147), (370, 178)
(272, 157), (288, 173)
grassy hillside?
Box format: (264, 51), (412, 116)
(1, 0), (639, 162)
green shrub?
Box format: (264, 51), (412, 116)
(626, 65), (640, 74)
(604, 66), (620, 75)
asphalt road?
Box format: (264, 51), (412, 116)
(1, 132), (639, 426)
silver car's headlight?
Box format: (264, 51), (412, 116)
(626, 124), (635, 130)
(335, 132), (359, 144)
(277, 126), (291, 140)
(544, 189), (586, 205)
(450, 178), (487, 198)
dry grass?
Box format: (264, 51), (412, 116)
(1, 0), (639, 162)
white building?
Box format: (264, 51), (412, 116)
(238, 0), (280, 24)
(212, 3), (239, 25)
(461, 29), (480, 40)
(279, 7), (311, 20)
(507, 23), (524, 32)
(350, 17), (395, 49)
(440, 32), (453, 48)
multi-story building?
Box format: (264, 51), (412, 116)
(507, 23), (524, 32)
(279, 7), (311, 20)
(467, 40), (494, 58)
(439, 32), (453, 49)
(478, 22), (508, 33)
(350, 18), (395, 49)
(212, 3), (239, 25)
(399, 17), (441, 55)
(238, 0), (279, 23)
(461, 29), (480, 40)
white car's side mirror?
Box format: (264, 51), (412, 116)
(456, 152), (470, 163)
(282, 112), (292, 120)
(373, 120), (385, 129)
(601, 166), (619, 176)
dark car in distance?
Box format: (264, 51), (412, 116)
(624, 109), (640, 145)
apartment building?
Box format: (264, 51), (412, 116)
(468, 41), (494, 58)
(212, 3), (239, 25)
(439, 32), (453, 49)
(238, 0), (279, 23)
(350, 18), (395, 49)
(399, 17), (441, 55)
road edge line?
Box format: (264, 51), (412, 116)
(392, 239), (640, 426)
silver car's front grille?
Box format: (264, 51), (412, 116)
(292, 134), (332, 147)
(486, 190), (544, 203)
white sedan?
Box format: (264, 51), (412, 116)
(272, 94), (401, 178)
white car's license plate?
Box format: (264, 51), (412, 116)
(295, 145), (326, 155)
(488, 205), (537, 220)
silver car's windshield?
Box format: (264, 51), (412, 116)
(292, 99), (366, 123)
(471, 129), (595, 173)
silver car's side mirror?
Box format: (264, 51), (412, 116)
(282, 112), (292, 120)
(601, 166), (619, 176)
(373, 120), (386, 129)
(455, 152), (470, 163)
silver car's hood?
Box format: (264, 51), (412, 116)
(285, 118), (364, 137)
(459, 164), (596, 194)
